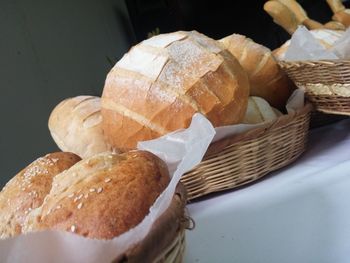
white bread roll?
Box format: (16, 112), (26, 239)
(220, 34), (294, 110)
(273, 29), (344, 60)
(101, 30), (250, 151)
(243, 96), (281, 124)
(49, 96), (114, 158)
(0, 152), (81, 238)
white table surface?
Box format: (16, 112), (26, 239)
(185, 118), (350, 263)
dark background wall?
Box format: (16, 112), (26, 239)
(0, 0), (349, 186)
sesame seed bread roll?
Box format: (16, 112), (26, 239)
(23, 151), (170, 240)
(101, 30), (249, 151)
(0, 152), (81, 239)
(49, 96), (115, 159)
(220, 34), (294, 110)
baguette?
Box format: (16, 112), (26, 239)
(49, 96), (114, 158)
(101, 31), (249, 151)
(0, 152), (81, 238)
(220, 34), (294, 110)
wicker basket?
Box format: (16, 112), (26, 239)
(279, 60), (350, 116)
(181, 104), (312, 200)
(115, 184), (188, 262)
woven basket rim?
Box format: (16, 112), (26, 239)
(113, 184), (187, 262)
(278, 59), (350, 68)
(205, 103), (313, 157)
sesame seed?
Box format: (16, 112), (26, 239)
(70, 225), (76, 232)
(68, 193), (74, 198)
(77, 203), (83, 209)
(77, 194), (83, 200)
(97, 187), (103, 193)
(56, 205), (61, 210)
(104, 178), (111, 183)
(89, 188), (95, 192)
(84, 194), (88, 199)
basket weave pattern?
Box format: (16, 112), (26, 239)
(181, 104), (312, 200)
(156, 229), (186, 263)
(279, 60), (350, 115)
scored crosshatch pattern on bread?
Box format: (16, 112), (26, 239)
(23, 151), (170, 239)
(0, 152), (81, 239)
(101, 30), (250, 151)
(49, 96), (114, 158)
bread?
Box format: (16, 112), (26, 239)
(0, 152), (81, 239)
(220, 34), (294, 110)
(273, 29), (344, 60)
(101, 30), (249, 151)
(326, 0), (350, 27)
(243, 96), (281, 124)
(324, 21), (346, 30)
(263, 1), (299, 34)
(23, 151), (170, 240)
(332, 10), (350, 27)
(49, 96), (114, 158)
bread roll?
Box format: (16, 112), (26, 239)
(243, 96), (280, 124)
(326, 0), (350, 27)
(0, 152), (81, 239)
(220, 34), (294, 110)
(273, 29), (344, 60)
(49, 96), (114, 158)
(24, 151), (170, 239)
(332, 10), (350, 27)
(263, 1), (299, 34)
(101, 31), (249, 151)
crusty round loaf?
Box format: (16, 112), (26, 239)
(24, 151), (170, 239)
(49, 96), (114, 159)
(273, 29), (344, 60)
(101, 30), (249, 151)
(220, 34), (294, 110)
(0, 152), (81, 239)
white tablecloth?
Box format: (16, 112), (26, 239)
(186, 118), (350, 263)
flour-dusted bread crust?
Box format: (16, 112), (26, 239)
(0, 152), (81, 239)
(220, 34), (294, 110)
(23, 151), (170, 240)
(101, 30), (249, 151)
(49, 96), (114, 158)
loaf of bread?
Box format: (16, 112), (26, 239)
(23, 151), (169, 239)
(0, 152), (81, 239)
(101, 30), (249, 151)
(327, 0), (350, 27)
(263, 0), (299, 34)
(219, 34), (294, 110)
(49, 96), (114, 158)
(273, 29), (344, 60)
(243, 96), (282, 124)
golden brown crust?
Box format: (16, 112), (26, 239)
(220, 34), (294, 110)
(49, 96), (114, 158)
(101, 31), (249, 151)
(0, 152), (81, 239)
(332, 11), (350, 27)
(24, 151), (170, 240)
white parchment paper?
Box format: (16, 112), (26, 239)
(284, 26), (350, 61)
(0, 90), (304, 263)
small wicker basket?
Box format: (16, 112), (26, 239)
(279, 60), (350, 116)
(114, 184), (188, 262)
(181, 104), (312, 200)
